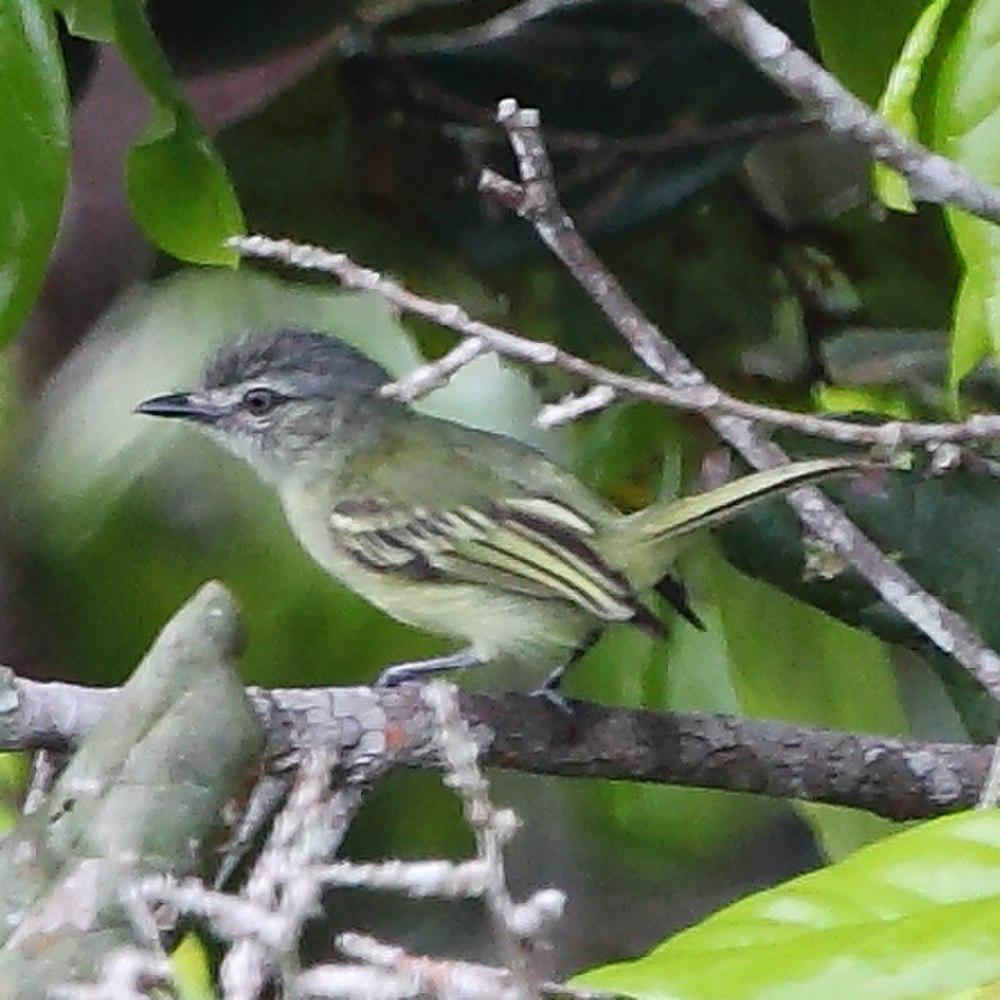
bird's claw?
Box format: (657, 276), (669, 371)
(375, 665), (419, 688)
(530, 684), (575, 719)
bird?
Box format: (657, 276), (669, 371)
(137, 328), (855, 701)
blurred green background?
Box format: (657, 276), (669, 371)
(4, 0), (1000, 979)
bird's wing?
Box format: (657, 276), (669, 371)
(328, 494), (663, 634)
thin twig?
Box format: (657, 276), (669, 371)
(979, 740), (1000, 809)
(395, 0), (574, 53)
(228, 235), (1000, 448)
(332, 932), (519, 999)
(482, 97), (1000, 703)
(673, 0), (1000, 224)
(310, 858), (491, 898)
(444, 110), (821, 157)
(385, 337), (487, 402)
(536, 385), (616, 428)
(23, 748), (59, 816)
(424, 682), (555, 1000)
(220, 748), (390, 1000)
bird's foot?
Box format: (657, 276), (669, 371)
(375, 649), (482, 688)
(529, 684), (575, 719)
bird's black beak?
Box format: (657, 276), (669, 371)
(134, 392), (222, 424)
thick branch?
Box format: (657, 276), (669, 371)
(0, 671), (988, 821)
(482, 99), (1000, 705)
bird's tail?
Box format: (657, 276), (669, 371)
(617, 456), (859, 588)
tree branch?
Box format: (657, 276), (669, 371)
(673, 0), (1000, 225)
(0, 670), (988, 821)
(228, 235), (1000, 449)
(480, 98), (1000, 705)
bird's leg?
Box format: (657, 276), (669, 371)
(376, 647), (483, 687)
(531, 629), (603, 716)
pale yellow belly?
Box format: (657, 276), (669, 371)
(282, 489), (591, 668)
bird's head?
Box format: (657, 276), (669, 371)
(136, 329), (393, 481)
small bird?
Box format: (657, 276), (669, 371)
(137, 329), (853, 700)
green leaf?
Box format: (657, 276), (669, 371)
(706, 546), (904, 858)
(171, 933), (217, 1000)
(930, 0), (1000, 388)
(815, 382), (914, 420)
(0, 0), (69, 347)
(53, 0), (113, 41)
(566, 410), (784, 866)
(810, 0), (929, 104)
(875, 0), (953, 212)
(576, 809), (1000, 999)
(112, 0), (244, 265)
(716, 425), (1000, 741)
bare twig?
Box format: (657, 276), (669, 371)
(310, 858), (491, 898)
(979, 739), (1000, 809)
(396, 0), (574, 53)
(536, 385), (616, 428)
(674, 0), (1000, 224)
(425, 682), (561, 999)
(51, 949), (170, 1000)
(0, 670), (990, 820)
(481, 97), (1000, 703)
(228, 235), (1000, 448)
(306, 936), (611, 999)
(445, 110), (821, 158)
(220, 748), (391, 1000)
(23, 748), (59, 816)
(328, 932), (519, 999)
(386, 336), (487, 402)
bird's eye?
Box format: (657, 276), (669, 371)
(242, 387), (278, 416)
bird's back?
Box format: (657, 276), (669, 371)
(336, 409), (620, 527)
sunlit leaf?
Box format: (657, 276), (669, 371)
(577, 809), (1000, 999)
(810, 0), (928, 104)
(707, 546), (904, 858)
(53, 0), (113, 41)
(930, 0), (1000, 388)
(815, 383), (914, 420)
(0, 0), (69, 346)
(111, 0), (244, 265)
(171, 933), (217, 1000)
(874, 0), (952, 212)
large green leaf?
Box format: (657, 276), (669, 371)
(567, 407), (782, 865)
(719, 450), (1000, 741)
(576, 809), (1000, 999)
(0, 0), (69, 347)
(565, 408), (902, 864)
(809, 0), (928, 104)
(112, 0), (244, 265)
(54, 0), (113, 41)
(930, 0), (1000, 388)
(707, 545), (903, 858)
(875, 0), (953, 212)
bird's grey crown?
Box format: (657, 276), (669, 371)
(203, 329), (390, 396)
